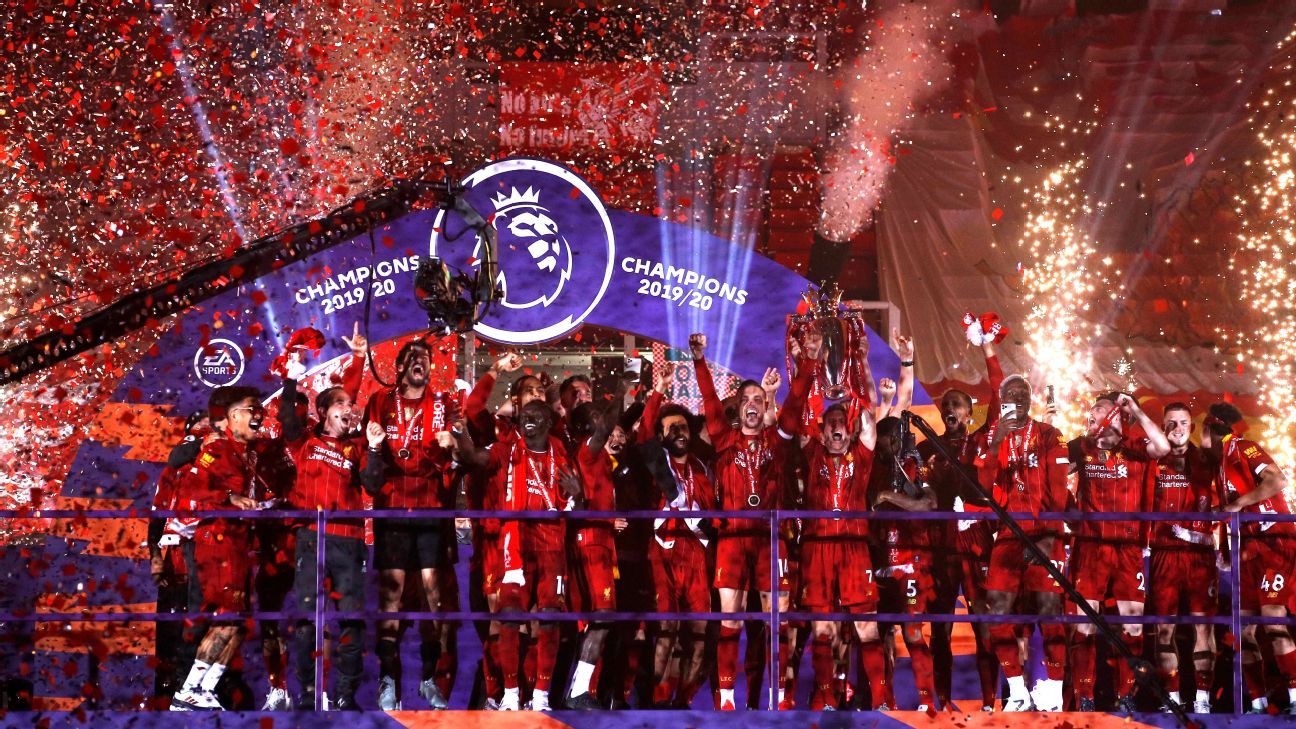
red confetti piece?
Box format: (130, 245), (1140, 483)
(991, 208), (1004, 221)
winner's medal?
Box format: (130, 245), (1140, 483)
(747, 493), (761, 508)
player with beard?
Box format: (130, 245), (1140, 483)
(279, 360), (386, 710)
(462, 352), (549, 708)
(798, 397), (880, 711)
(648, 401), (717, 708)
(362, 338), (456, 711)
(1149, 403), (1220, 714)
(1203, 402), (1296, 715)
(871, 414), (939, 712)
(688, 332), (808, 710)
(462, 400), (581, 711)
(555, 374), (594, 452)
(1068, 392), (1170, 712)
(564, 400), (628, 709)
(975, 375), (1070, 713)
(170, 386), (269, 711)
(920, 334), (1003, 712)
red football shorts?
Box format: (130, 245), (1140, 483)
(571, 543), (618, 612)
(713, 534), (790, 593)
(1246, 538), (1296, 612)
(499, 549), (566, 612)
(1149, 548), (1217, 616)
(800, 539), (878, 613)
(1070, 540), (1145, 603)
(986, 535), (1066, 595)
(194, 523), (253, 613)
(649, 538), (711, 615)
(879, 549), (936, 614)
(476, 535), (504, 599)
(934, 524), (992, 608)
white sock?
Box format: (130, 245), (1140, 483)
(504, 687), (520, 700)
(1007, 675), (1028, 699)
(180, 660), (210, 692)
(569, 661), (595, 697)
(719, 688), (735, 705)
(1252, 696), (1268, 711)
(533, 689), (549, 705)
(1169, 690), (1180, 705)
(1196, 689), (1209, 703)
(199, 662), (226, 693)
(778, 687), (785, 704)
(1289, 687), (1296, 703)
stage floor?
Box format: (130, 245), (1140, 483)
(2, 711), (1293, 729)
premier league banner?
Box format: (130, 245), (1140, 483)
(117, 157), (928, 411)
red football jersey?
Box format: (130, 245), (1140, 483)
(1070, 436), (1153, 544)
(489, 434), (574, 571)
(974, 419), (1069, 539)
(575, 438), (618, 551)
(654, 454), (716, 546)
(694, 359), (800, 534)
(364, 388), (453, 509)
(1150, 444), (1219, 550)
(1219, 436), (1295, 538)
(801, 440), (874, 540)
(290, 433), (369, 539)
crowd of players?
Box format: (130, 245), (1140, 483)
(148, 319), (1296, 715)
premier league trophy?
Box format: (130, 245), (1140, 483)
(787, 284), (871, 424)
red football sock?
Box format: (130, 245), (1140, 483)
(811, 635), (835, 708)
(483, 634), (501, 698)
(1275, 650), (1296, 688)
(1192, 650), (1214, 697)
(976, 641), (999, 708)
(498, 625), (520, 689)
(990, 623), (1023, 678)
(1156, 643), (1179, 693)
(436, 647), (455, 698)
(535, 625), (558, 691)
(1242, 656), (1267, 700)
(1041, 623), (1067, 681)
(859, 639), (888, 708)
(623, 639), (644, 700)
(907, 634), (936, 707)
(718, 626), (741, 690)
(1072, 632), (1096, 699)
(1118, 632), (1144, 697)
(776, 626), (791, 694)
(589, 658), (603, 698)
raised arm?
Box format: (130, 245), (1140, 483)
(637, 367), (669, 444)
(778, 356), (815, 438)
(466, 352), (523, 444)
(361, 422), (387, 495)
(858, 406), (877, 451)
(280, 374), (306, 444)
(893, 329), (915, 412)
(1117, 394), (1171, 459)
(337, 321), (368, 402)
(689, 333), (732, 447)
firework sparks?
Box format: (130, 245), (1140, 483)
(1228, 28), (1296, 470)
(1016, 160), (1112, 436)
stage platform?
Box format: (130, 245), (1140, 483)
(2, 711), (1293, 729)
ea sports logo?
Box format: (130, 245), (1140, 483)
(430, 158), (615, 344)
(193, 338), (245, 387)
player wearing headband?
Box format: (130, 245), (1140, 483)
(921, 334), (1003, 712)
(976, 375), (1070, 712)
(688, 332), (807, 710)
(362, 338), (456, 710)
(1067, 392), (1169, 712)
(1204, 402), (1296, 715)
(1149, 403), (1220, 714)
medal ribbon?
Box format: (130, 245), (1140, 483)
(393, 392), (425, 456)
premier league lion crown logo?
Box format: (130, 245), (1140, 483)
(430, 158), (616, 345)
(481, 185), (574, 309)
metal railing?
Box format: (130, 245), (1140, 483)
(0, 503), (1289, 717)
